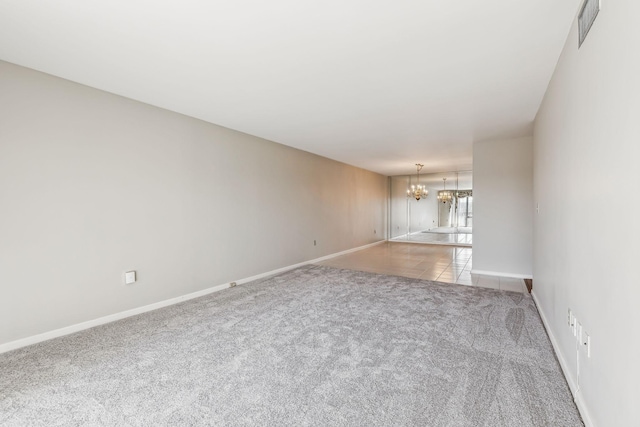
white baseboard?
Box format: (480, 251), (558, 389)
(389, 237), (472, 248)
(0, 240), (385, 355)
(233, 239), (386, 286)
(531, 291), (596, 427)
(574, 393), (595, 427)
(0, 282), (230, 355)
(470, 269), (532, 279)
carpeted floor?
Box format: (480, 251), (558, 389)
(0, 265), (582, 426)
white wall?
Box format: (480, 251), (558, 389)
(472, 136), (533, 277)
(533, 1), (640, 425)
(409, 186), (439, 233)
(0, 61), (388, 346)
(391, 175), (441, 238)
(390, 176), (409, 238)
(438, 199), (452, 227)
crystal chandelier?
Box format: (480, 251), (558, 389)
(437, 178), (454, 203)
(407, 164), (428, 201)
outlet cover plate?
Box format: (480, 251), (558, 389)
(125, 271), (136, 285)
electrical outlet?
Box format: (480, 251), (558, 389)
(229, 282), (237, 288)
(314, 240), (317, 246)
(567, 309), (572, 326)
(569, 310), (576, 332)
(584, 333), (591, 358)
(572, 315), (578, 336)
(579, 327), (590, 357)
(124, 271), (136, 285)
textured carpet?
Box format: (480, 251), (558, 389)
(0, 265), (582, 426)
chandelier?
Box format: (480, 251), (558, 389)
(407, 164), (428, 201)
(437, 178), (454, 203)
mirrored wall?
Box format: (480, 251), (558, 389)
(389, 171), (473, 246)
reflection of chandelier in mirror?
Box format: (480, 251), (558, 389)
(407, 164), (428, 201)
(437, 178), (454, 203)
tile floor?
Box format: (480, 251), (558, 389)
(391, 231), (473, 246)
(316, 241), (527, 293)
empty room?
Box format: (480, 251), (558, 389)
(1, 1), (638, 426)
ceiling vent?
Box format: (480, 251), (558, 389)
(578, 0), (600, 48)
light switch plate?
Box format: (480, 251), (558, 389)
(125, 271), (136, 285)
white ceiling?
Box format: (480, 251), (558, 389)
(0, 0), (580, 176)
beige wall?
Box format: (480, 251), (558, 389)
(0, 61), (387, 346)
(472, 136), (533, 277)
(534, 1), (640, 425)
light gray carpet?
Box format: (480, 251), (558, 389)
(0, 265), (582, 426)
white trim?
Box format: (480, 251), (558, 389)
(531, 291), (596, 427)
(0, 240), (386, 354)
(0, 282), (229, 355)
(398, 240), (472, 248)
(531, 291), (578, 396)
(389, 236), (472, 248)
(574, 392), (595, 427)
(234, 240), (386, 285)
(470, 269), (532, 279)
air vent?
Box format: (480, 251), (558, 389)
(578, 0), (600, 48)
